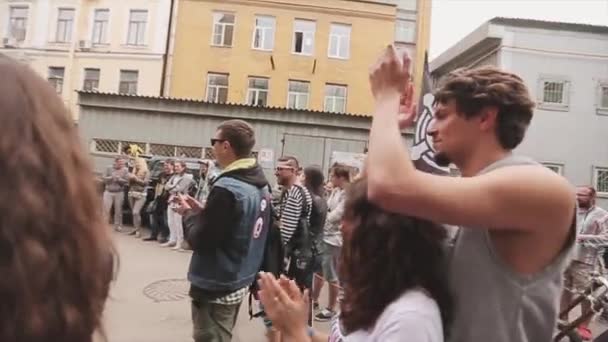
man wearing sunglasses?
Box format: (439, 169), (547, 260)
(265, 156), (314, 341)
(181, 119), (271, 342)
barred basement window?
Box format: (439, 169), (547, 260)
(93, 139), (120, 153)
(121, 141), (146, 155)
(150, 143), (176, 157)
(176, 146), (203, 158)
(204, 147), (215, 160)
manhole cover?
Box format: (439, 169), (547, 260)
(143, 278), (190, 302)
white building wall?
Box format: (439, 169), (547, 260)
(500, 27), (608, 206)
(0, 0), (172, 119)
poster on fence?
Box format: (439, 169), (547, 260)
(257, 148), (275, 169)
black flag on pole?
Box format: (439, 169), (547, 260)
(411, 52), (449, 175)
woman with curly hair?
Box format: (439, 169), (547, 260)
(257, 177), (452, 341)
(0, 56), (114, 341)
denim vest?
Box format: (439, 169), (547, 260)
(187, 176), (271, 292)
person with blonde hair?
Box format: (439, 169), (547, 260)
(127, 156), (150, 237)
(0, 56), (114, 341)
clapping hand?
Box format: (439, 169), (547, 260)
(257, 272), (309, 338)
(369, 45), (417, 129)
(175, 194), (204, 215)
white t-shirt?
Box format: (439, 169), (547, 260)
(328, 289), (443, 342)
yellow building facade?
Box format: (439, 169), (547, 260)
(169, 0), (422, 115)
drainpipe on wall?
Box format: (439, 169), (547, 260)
(65, 0), (84, 120)
(160, 0), (176, 97)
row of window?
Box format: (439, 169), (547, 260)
(7, 6), (148, 46)
(539, 77), (608, 114)
(47, 65), (347, 113)
(213, 13), (351, 59)
(206, 73), (348, 113)
(542, 163), (608, 195)
(48, 67), (138, 95)
(7, 5), (417, 49)
(211, 12), (416, 60)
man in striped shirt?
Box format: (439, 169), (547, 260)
(275, 156), (313, 247)
(268, 156), (313, 342)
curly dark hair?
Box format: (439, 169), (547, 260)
(303, 165), (325, 196)
(331, 163), (351, 182)
(434, 66), (535, 149)
(339, 178), (452, 335)
(0, 57), (114, 341)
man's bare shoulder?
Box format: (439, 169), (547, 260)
(479, 164), (575, 230)
(485, 163), (568, 182)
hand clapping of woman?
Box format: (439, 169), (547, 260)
(257, 272), (312, 341)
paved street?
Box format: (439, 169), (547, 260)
(102, 230), (608, 342)
(101, 230), (330, 342)
(101, 230), (264, 342)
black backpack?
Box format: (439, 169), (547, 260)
(248, 190), (285, 319)
(308, 193), (328, 254)
(247, 185), (323, 318)
(284, 184), (313, 258)
(287, 185), (327, 256)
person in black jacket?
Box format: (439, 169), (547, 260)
(177, 120), (271, 342)
(143, 160), (174, 243)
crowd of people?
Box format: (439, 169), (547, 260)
(101, 154), (221, 251)
(3, 44), (608, 342)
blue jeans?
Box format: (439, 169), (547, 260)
(149, 209), (169, 239)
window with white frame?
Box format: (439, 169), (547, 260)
(293, 20), (315, 55)
(83, 68), (100, 91)
(212, 12), (235, 47)
(119, 70), (138, 94)
(55, 8), (75, 43)
(127, 10), (147, 46)
(9, 6), (29, 42)
(542, 162), (564, 175)
(594, 167), (608, 195)
(206, 73), (229, 103)
(252, 16), (275, 50)
(395, 19), (416, 43)
(324, 84), (347, 113)
(92, 9), (109, 44)
(538, 77), (569, 110)
(48, 67), (65, 94)
(598, 82), (608, 114)
(247, 77), (269, 106)
(287, 80), (309, 109)
(328, 24), (351, 59)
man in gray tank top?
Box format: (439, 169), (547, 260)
(366, 46), (576, 342)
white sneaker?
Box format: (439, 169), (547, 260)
(160, 241), (176, 248)
(172, 241), (184, 251)
(315, 308), (336, 322)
